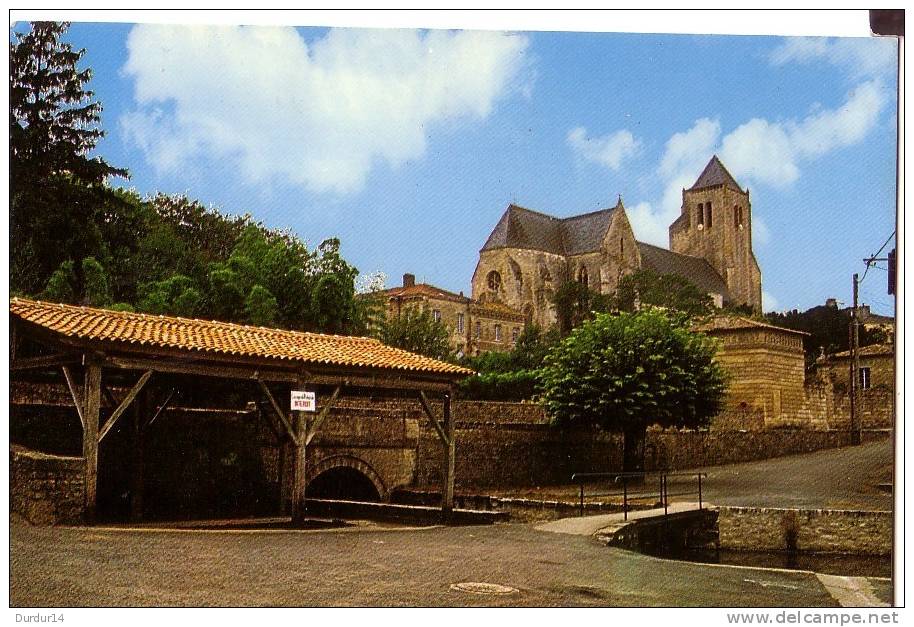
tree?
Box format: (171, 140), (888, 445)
(538, 309), (726, 471)
(378, 308), (452, 361)
(551, 280), (611, 335)
(10, 21), (128, 293)
(613, 269), (714, 318)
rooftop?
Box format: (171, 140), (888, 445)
(10, 298), (472, 376)
(689, 155), (745, 192)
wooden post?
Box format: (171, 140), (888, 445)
(442, 390), (456, 516)
(83, 361), (102, 523)
(130, 388), (146, 522)
(291, 379), (308, 525)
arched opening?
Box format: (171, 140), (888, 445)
(487, 270), (502, 292)
(307, 467), (381, 502)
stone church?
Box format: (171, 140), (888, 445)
(471, 155), (763, 328)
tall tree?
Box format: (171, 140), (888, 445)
(613, 269), (714, 318)
(538, 309), (726, 471)
(10, 21), (128, 293)
(378, 308), (452, 361)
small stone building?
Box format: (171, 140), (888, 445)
(472, 156), (763, 329)
(816, 343), (895, 429)
(377, 273), (525, 356)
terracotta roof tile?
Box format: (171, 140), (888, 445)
(10, 298), (472, 377)
(693, 315), (809, 336)
(380, 283), (470, 303)
(830, 343), (894, 359)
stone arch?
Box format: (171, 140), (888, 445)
(306, 455), (388, 501)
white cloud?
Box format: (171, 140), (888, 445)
(567, 126), (641, 171)
(658, 118), (720, 180)
(752, 215), (770, 247)
(719, 80), (889, 188)
(762, 290), (780, 313)
(769, 37), (896, 80)
(121, 25), (529, 194)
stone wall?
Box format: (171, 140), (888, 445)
(11, 445), (85, 525)
(717, 506), (892, 556)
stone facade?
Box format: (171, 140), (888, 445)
(472, 156), (763, 329)
(11, 445), (85, 525)
(376, 273), (525, 356)
(816, 344), (896, 430)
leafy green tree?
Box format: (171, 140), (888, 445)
(245, 285), (279, 327)
(378, 308), (452, 361)
(138, 274), (203, 318)
(81, 257), (111, 306)
(42, 260), (76, 303)
(538, 309), (726, 471)
(613, 269), (714, 318)
(551, 281), (611, 335)
(10, 21), (128, 293)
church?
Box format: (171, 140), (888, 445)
(471, 155), (763, 329)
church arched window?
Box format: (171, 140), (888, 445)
(487, 270), (502, 292)
(578, 266), (589, 287)
(706, 202), (713, 228)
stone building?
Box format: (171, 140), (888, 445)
(472, 156), (762, 328)
(816, 343), (895, 429)
(377, 273), (525, 356)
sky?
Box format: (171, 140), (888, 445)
(11, 14), (899, 315)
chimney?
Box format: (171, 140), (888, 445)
(403, 273), (415, 288)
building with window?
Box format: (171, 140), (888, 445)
(374, 273), (524, 356)
(472, 156), (762, 329)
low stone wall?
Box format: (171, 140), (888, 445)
(717, 506), (892, 556)
(10, 446), (84, 525)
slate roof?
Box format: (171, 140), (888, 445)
(10, 298), (472, 376)
(689, 155), (744, 192)
(380, 283), (470, 304)
(637, 242), (729, 298)
(481, 203), (618, 256)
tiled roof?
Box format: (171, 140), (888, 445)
(10, 298), (472, 376)
(830, 343), (894, 359)
(481, 203), (618, 256)
(693, 315), (809, 336)
(690, 155), (744, 192)
(380, 283), (470, 304)
(637, 242), (729, 298)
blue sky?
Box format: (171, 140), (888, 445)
(16, 19), (898, 315)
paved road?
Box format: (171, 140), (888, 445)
(12, 521), (848, 607)
(695, 438), (894, 510)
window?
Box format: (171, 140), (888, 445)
(474, 321), (481, 339)
(706, 202), (713, 228)
(578, 266), (588, 287)
(511, 327), (520, 344)
(620, 237), (624, 255)
(734, 205), (743, 228)
(697, 203), (704, 226)
(494, 324), (502, 342)
(860, 367), (871, 390)
(457, 313), (465, 334)
(433, 309), (441, 323)
(487, 270), (502, 292)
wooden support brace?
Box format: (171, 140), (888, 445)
(11, 352), (81, 371)
(258, 379), (300, 446)
(305, 385), (341, 446)
(442, 391), (456, 514)
(418, 391), (449, 445)
(62, 365), (85, 430)
(98, 370), (152, 444)
(144, 388), (176, 431)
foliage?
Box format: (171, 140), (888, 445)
(81, 257), (111, 306)
(551, 281), (611, 335)
(538, 309), (726, 470)
(377, 308), (452, 361)
(457, 324), (560, 400)
(766, 305), (888, 368)
(613, 269), (714, 318)
(10, 21), (128, 294)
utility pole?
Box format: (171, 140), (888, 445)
(849, 273), (861, 445)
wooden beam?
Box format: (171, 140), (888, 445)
(418, 391), (449, 445)
(10, 353), (81, 371)
(106, 356), (300, 382)
(144, 388), (176, 431)
(305, 385), (341, 446)
(291, 377), (309, 524)
(62, 365), (85, 430)
(98, 370), (152, 444)
(83, 362), (102, 523)
(257, 379), (299, 446)
(442, 390), (456, 515)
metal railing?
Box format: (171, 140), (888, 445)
(570, 471), (707, 519)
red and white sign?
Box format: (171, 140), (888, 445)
(290, 390), (316, 412)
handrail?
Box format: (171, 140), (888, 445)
(571, 470), (707, 520)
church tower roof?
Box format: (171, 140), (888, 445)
(689, 155), (744, 192)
